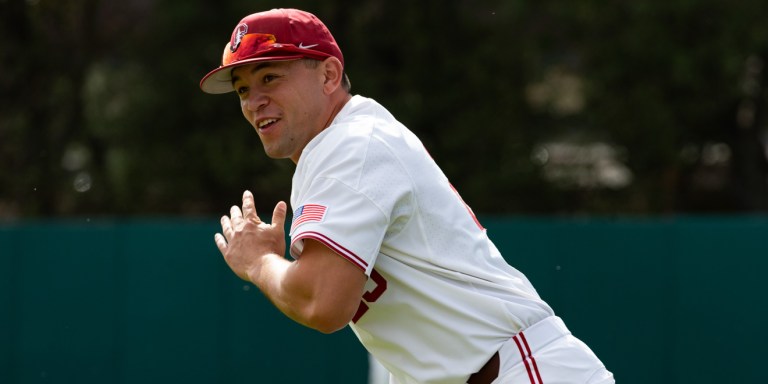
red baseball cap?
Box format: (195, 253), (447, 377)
(200, 8), (344, 94)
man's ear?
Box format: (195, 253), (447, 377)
(321, 57), (344, 95)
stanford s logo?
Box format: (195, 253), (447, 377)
(231, 23), (248, 52)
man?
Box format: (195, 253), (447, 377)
(201, 8), (614, 384)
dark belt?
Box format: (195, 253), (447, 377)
(467, 351), (500, 384)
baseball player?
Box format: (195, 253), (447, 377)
(202, 8), (614, 384)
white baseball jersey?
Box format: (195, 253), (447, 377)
(289, 95), (555, 384)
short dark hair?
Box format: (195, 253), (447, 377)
(301, 59), (351, 92)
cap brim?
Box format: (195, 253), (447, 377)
(199, 54), (305, 94)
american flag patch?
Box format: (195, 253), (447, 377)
(290, 204), (327, 232)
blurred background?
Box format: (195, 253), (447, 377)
(1, 0), (767, 383)
(2, 0), (767, 217)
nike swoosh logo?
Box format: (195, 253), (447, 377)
(299, 43), (319, 49)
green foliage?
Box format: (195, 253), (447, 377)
(1, 0), (767, 218)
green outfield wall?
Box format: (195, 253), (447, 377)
(2, 217), (767, 383)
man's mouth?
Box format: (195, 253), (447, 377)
(257, 118), (278, 130)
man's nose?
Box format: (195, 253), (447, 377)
(245, 92), (268, 112)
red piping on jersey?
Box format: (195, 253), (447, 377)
(513, 332), (543, 384)
(520, 333), (543, 384)
(292, 231), (368, 271)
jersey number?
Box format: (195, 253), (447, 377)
(350, 184), (478, 323)
(352, 269), (387, 323)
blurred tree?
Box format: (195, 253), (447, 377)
(1, 0), (766, 218)
(575, 0), (768, 213)
(1, 0), (107, 216)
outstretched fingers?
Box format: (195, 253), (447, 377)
(230, 204), (243, 229)
(214, 232), (228, 254)
(215, 192), (284, 255)
(272, 201), (287, 229)
(242, 190), (261, 223)
(220, 213), (234, 240)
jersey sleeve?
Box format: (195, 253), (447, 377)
(289, 175), (389, 275)
(289, 110), (416, 276)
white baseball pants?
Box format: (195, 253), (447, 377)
(491, 316), (614, 384)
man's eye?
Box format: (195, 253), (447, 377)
(236, 86), (248, 95)
(263, 74), (278, 84)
